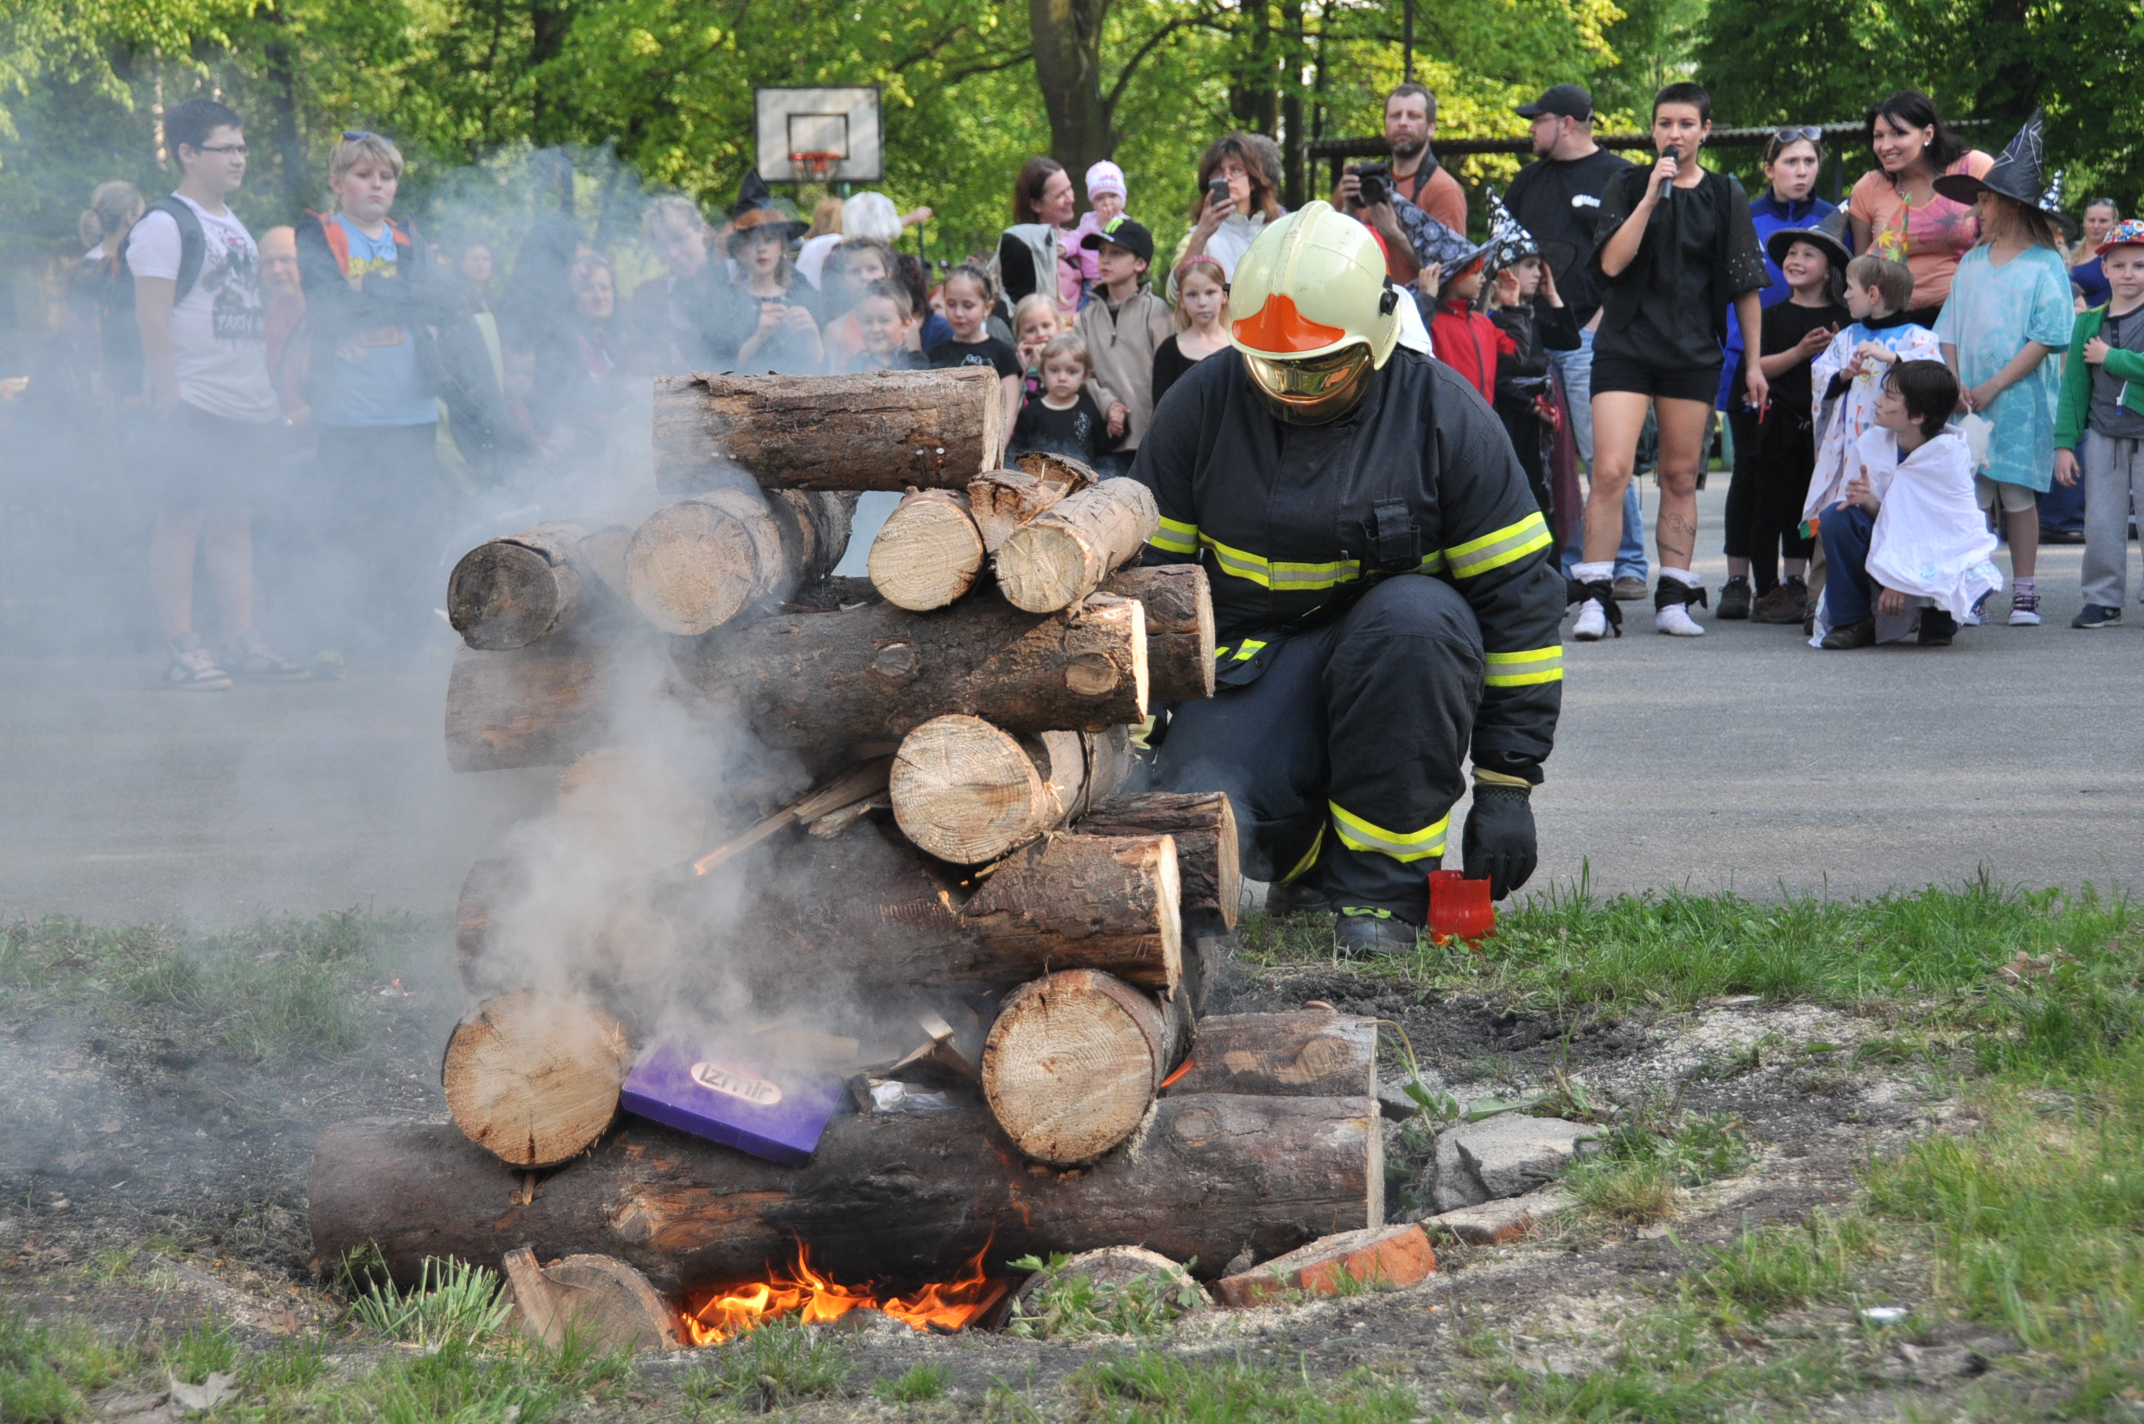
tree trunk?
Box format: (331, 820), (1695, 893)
(456, 826), (1182, 1004)
(982, 969), (1189, 1166)
(441, 992), (634, 1168)
(675, 590), (1147, 750)
(1074, 791), (1240, 930)
(1280, 0), (1307, 209)
(867, 490), (985, 611)
(1097, 565), (1214, 701)
(888, 717), (1129, 865)
(444, 592), (1148, 773)
(1029, 0), (1117, 192)
(1161, 1011), (1377, 1099)
(309, 1093), (1382, 1292)
(624, 489), (852, 635)
(995, 478), (1159, 613)
(652, 370), (1003, 493)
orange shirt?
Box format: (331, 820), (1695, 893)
(1846, 151), (1995, 311)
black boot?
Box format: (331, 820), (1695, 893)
(1717, 575), (1752, 619)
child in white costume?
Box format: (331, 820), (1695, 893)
(1814, 360), (2003, 647)
(1805, 253), (1944, 525)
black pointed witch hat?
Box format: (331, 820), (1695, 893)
(727, 168), (809, 250)
(1933, 110), (2046, 207)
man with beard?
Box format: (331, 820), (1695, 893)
(1332, 84), (1467, 234)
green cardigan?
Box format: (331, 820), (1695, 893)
(2055, 303), (2144, 450)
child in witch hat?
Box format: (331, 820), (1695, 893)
(1930, 110), (2076, 626)
(1482, 192), (1580, 547)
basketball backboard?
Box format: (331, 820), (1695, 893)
(755, 86), (883, 183)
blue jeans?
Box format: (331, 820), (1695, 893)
(1551, 328), (1648, 582)
(1818, 504), (1877, 625)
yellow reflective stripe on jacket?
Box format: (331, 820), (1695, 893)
(1213, 638), (1269, 663)
(1197, 537), (1449, 591)
(1484, 645), (1564, 687)
(1329, 802), (1448, 863)
(1445, 512), (1552, 579)
(1151, 515), (1199, 555)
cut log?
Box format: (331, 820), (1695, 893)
(867, 489), (984, 611)
(888, 717), (1129, 865)
(676, 590), (1148, 748)
(1014, 450), (1103, 491)
(448, 521), (598, 650)
(653, 369), (1003, 493)
(440, 992), (634, 1168)
(1162, 1011), (1377, 1099)
(996, 478), (1161, 613)
(457, 827), (1182, 1003)
(968, 469), (1077, 554)
(625, 488), (852, 635)
(982, 969), (1188, 1166)
(502, 1248), (683, 1352)
(1098, 565), (1216, 701)
(1074, 791), (1241, 931)
(445, 592), (1147, 773)
(309, 1093), (1382, 1293)
(444, 636), (624, 774)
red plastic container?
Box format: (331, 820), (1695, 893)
(1427, 870), (1496, 943)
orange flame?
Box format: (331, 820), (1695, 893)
(679, 1241), (1008, 1346)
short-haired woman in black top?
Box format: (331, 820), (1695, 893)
(1570, 82), (1771, 640)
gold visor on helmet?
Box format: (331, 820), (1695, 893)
(1243, 343), (1375, 424)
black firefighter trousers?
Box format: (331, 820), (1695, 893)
(1154, 575), (1483, 926)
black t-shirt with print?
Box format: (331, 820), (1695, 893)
(927, 336), (1023, 380)
(1009, 390), (1121, 463)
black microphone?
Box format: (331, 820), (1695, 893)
(1658, 147), (1682, 201)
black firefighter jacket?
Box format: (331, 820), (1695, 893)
(1129, 345), (1564, 784)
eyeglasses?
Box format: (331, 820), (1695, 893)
(195, 144), (248, 156)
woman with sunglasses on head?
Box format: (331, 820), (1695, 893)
(1846, 92), (1995, 328)
(1717, 126), (1840, 620)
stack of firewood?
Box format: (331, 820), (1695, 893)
(309, 369), (1389, 1297)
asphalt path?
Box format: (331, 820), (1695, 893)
(2, 485), (2138, 924)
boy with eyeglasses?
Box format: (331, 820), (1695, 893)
(129, 97), (308, 688)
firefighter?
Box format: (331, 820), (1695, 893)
(1132, 201), (1563, 955)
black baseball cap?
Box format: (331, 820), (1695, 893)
(1082, 216), (1154, 264)
(1515, 84), (1594, 121)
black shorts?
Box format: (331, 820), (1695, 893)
(160, 402), (289, 509)
(1589, 354), (1722, 405)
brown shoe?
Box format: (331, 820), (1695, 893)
(1750, 578), (1808, 624)
(1820, 618), (1876, 650)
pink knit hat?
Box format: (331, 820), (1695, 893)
(1085, 161), (1127, 201)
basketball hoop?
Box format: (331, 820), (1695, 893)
(790, 151), (839, 184)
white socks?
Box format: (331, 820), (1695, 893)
(1655, 567), (1705, 636)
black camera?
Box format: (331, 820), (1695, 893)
(1355, 162), (1392, 208)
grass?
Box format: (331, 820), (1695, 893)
(1069, 1354), (1416, 1424)
(346, 1255), (513, 1349)
(874, 1363), (952, 1403)
(0, 1309), (128, 1424)
(1005, 1254), (1208, 1340)
(683, 1317), (853, 1411)
(1565, 1113), (1754, 1224)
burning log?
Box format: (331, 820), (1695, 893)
(888, 717), (1129, 865)
(625, 489), (853, 635)
(1161, 1011), (1377, 1099)
(866, 490), (985, 611)
(441, 993), (634, 1168)
(309, 1093), (1383, 1293)
(1097, 565), (1215, 702)
(443, 592), (1148, 774)
(995, 479), (1159, 614)
(981, 969), (1188, 1166)
(1072, 791), (1241, 931)
(653, 369), (1004, 494)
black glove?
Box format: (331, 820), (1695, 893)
(1462, 781), (1537, 900)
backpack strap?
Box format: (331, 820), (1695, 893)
(141, 196), (207, 305)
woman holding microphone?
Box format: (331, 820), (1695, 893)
(1568, 81), (1771, 640)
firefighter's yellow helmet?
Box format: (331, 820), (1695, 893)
(1230, 201), (1399, 423)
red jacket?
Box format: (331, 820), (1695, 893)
(1430, 298), (1515, 405)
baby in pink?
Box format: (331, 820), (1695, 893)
(1068, 161), (1128, 294)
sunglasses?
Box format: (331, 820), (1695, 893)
(342, 129), (380, 141)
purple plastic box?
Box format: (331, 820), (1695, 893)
(620, 1040), (846, 1166)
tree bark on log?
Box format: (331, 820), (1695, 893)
(626, 489), (853, 635)
(444, 593), (1148, 773)
(675, 591), (1148, 749)
(867, 490), (984, 611)
(653, 370), (1004, 493)
(441, 992), (634, 1168)
(1162, 1011), (1377, 1099)
(1073, 792), (1240, 931)
(456, 826), (1182, 1003)
(309, 1093), (1382, 1292)
(981, 969), (1189, 1166)
(448, 522), (601, 651)
(1097, 565), (1215, 702)
(889, 717), (1129, 865)
(1015, 450), (1103, 491)
(996, 479), (1160, 613)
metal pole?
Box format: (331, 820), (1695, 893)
(1403, 0), (1414, 81)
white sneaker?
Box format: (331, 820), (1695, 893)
(1572, 599), (1609, 641)
(1655, 603), (1706, 636)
